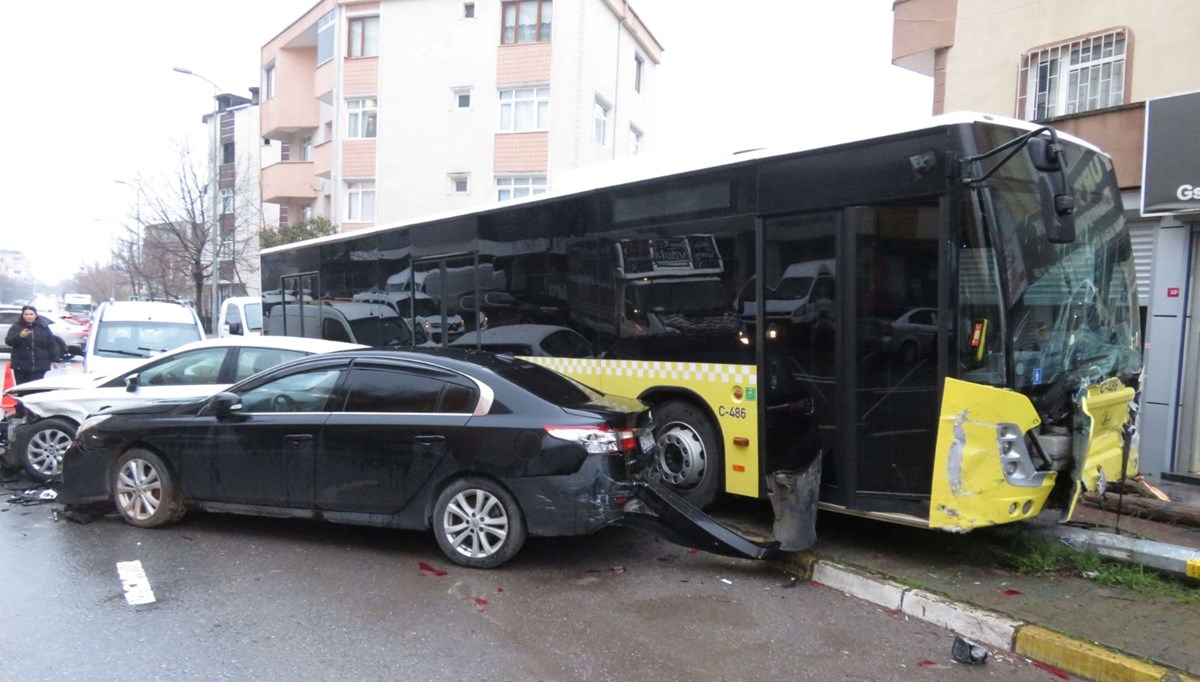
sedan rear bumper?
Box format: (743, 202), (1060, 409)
(503, 454), (638, 537)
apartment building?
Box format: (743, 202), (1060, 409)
(203, 91), (275, 302)
(259, 0), (660, 233)
(892, 0), (1200, 484)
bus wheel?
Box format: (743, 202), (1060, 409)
(653, 401), (721, 509)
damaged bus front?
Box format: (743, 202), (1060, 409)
(930, 124), (1143, 530)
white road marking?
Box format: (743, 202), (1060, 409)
(116, 560), (157, 606)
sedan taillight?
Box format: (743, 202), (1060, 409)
(544, 425), (636, 455)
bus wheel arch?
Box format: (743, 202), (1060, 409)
(638, 389), (724, 510)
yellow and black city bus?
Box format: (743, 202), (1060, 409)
(260, 113), (1142, 543)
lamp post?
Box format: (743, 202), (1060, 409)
(173, 66), (223, 332)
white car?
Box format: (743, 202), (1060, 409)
(3, 336), (363, 481)
(451, 324), (593, 358)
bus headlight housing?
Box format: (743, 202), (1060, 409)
(996, 423), (1044, 487)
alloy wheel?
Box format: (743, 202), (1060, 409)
(115, 458), (163, 522)
(441, 489), (510, 559)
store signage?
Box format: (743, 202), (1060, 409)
(1142, 91), (1200, 215)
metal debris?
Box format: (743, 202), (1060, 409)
(950, 636), (988, 665)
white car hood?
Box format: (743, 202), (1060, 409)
(5, 372), (109, 396)
(19, 383), (232, 425)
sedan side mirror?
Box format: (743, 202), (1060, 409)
(210, 391), (244, 418)
(124, 374), (140, 393)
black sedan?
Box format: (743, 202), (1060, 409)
(61, 349), (657, 568)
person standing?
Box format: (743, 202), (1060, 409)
(5, 306), (57, 384)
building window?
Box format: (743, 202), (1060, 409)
(346, 180), (376, 221)
(264, 64), (276, 99)
(301, 136), (313, 161)
(302, 203), (313, 221)
(593, 97), (610, 146)
(222, 142), (235, 165)
(497, 175), (546, 201)
(220, 188), (234, 215)
(348, 16), (379, 57)
(501, 0), (551, 45)
(634, 54), (644, 93)
(629, 125), (643, 156)
(220, 235), (234, 260)
(449, 174), (470, 194)
(347, 98), (378, 138)
(317, 11), (336, 64)
(454, 87), (472, 109)
(499, 87), (549, 131)
(464, 2), (475, 18)
(1019, 28), (1127, 120)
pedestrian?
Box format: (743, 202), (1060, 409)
(5, 306), (58, 384)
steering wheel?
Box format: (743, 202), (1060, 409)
(272, 394), (297, 412)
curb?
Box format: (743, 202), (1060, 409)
(772, 554), (1197, 682)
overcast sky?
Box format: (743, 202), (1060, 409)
(6, 0), (931, 286)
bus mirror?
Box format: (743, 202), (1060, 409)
(1038, 174), (1076, 244)
(1026, 137), (1061, 172)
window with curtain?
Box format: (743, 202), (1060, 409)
(317, 11), (336, 64)
(499, 87), (549, 131)
(347, 98), (378, 138)
(347, 180), (376, 221)
(348, 16), (379, 57)
(501, 0), (551, 44)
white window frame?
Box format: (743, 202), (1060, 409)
(264, 64), (276, 99)
(498, 87), (549, 132)
(593, 96), (610, 146)
(634, 54), (644, 93)
(496, 175), (547, 202)
(449, 173), (470, 194)
(346, 98), (378, 139)
(346, 180), (376, 222)
(317, 11), (336, 65)
(1019, 28), (1127, 120)
(629, 124), (643, 157)
(220, 188), (234, 215)
(301, 136), (313, 161)
(453, 87), (473, 110)
(302, 203), (313, 222)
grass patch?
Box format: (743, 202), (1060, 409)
(981, 533), (1199, 605)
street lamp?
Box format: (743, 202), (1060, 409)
(173, 66), (223, 332)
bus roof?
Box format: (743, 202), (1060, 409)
(262, 112), (1104, 256)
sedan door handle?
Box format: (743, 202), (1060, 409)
(415, 434), (445, 445)
(285, 434), (314, 443)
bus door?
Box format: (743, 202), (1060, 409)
(761, 213), (842, 507)
(847, 202), (942, 518)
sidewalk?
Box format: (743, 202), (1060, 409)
(747, 485), (1200, 681)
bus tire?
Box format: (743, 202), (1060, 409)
(653, 401), (722, 509)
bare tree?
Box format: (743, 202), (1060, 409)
(108, 141), (266, 321)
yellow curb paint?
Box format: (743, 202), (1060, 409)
(1015, 626), (1196, 682)
(1187, 558), (1199, 580)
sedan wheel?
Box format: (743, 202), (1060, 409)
(433, 477), (526, 569)
(112, 449), (185, 528)
(21, 418), (74, 481)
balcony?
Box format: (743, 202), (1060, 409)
(261, 161), (318, 204)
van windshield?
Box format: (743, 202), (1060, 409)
(244, 303), (263, 332)
(93, 322), (202, 358)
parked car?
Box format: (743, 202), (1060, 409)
(60, 348), (657, 568)
(451, 324), (593, 358)
(3, 336), (363, 480)
(0, 305), (85, 359)
(85, 300), (206, 376)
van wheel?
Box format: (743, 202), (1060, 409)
(21, 418), (74, 481)
(433, 477), (526, 569)
(653, 401), (722, 509)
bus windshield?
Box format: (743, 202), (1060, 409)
(988, 139), (1141, 404)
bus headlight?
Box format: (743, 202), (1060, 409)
(996, 423), (1043, 487)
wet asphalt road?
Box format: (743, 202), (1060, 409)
(0, 492), (1069, 682)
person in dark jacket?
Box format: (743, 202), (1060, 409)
(5, 306), (58, 384)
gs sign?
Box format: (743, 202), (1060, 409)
(1178, 184), (1200, 201)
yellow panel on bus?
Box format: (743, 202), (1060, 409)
(525, 357), (761, 497)
(929, 378), (1053, 530)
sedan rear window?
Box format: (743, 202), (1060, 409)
(494, 360), (602, 406)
